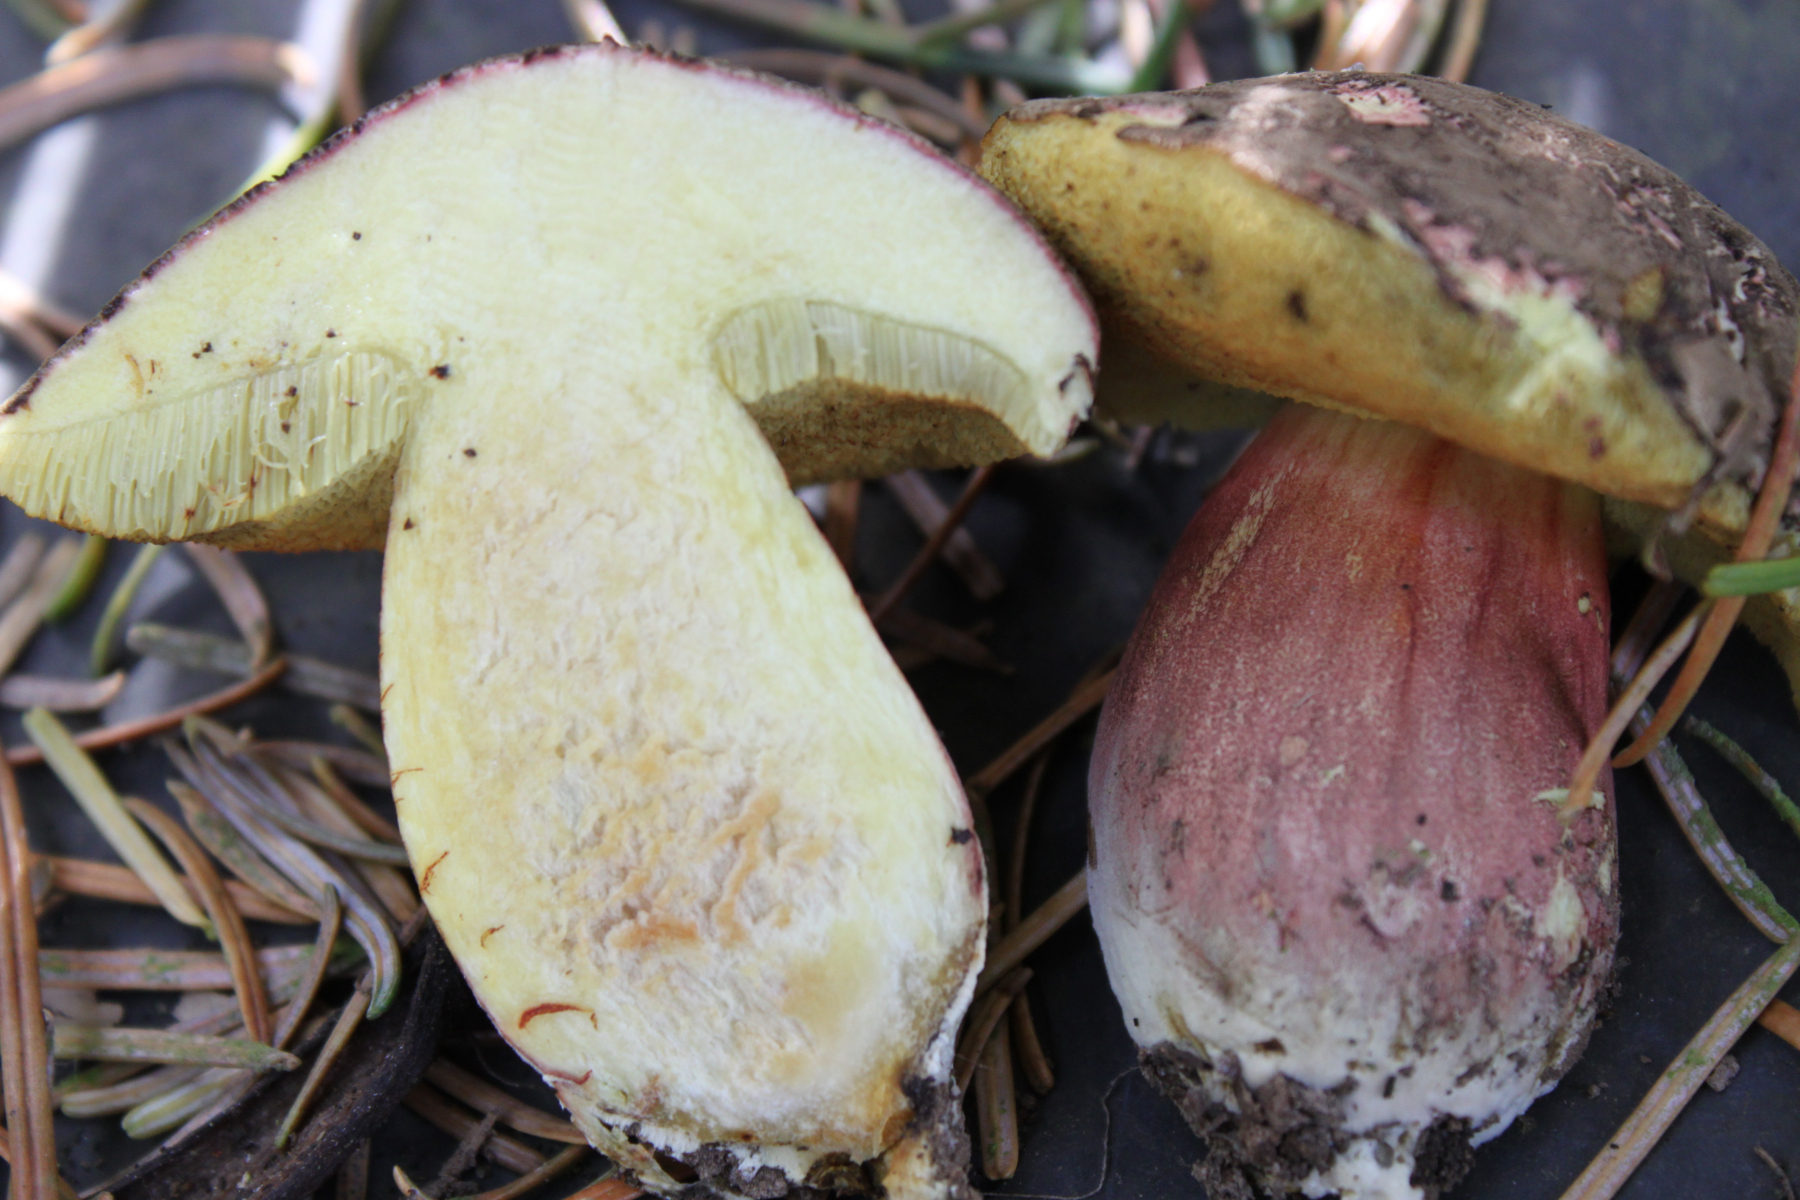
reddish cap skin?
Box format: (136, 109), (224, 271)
(1088, 406), (1617, 1183)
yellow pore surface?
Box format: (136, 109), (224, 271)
(980, 105), (1713, 510)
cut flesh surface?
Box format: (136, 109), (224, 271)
(0, 49), (1094, 551)
(979, 72), (1798, 527)
(0, 45), (1099, 1198)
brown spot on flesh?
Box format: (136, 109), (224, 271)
(480, 925), (503, 946)
(606, 913), (701, 950)
(519, 1002), (595, 1030)
(419, 849), (448, 892)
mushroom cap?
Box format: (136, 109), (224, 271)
(979, 71), (1798, 541)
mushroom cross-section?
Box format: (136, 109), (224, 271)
(0, 44), (1098, 1200)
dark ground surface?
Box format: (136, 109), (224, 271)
(0, 1), (1795, 1198)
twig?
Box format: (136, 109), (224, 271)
(1437, 0), (1488, 81)
(0, 533), (46, 610)
(168, 780), (324, 920)
(967, 667), (1115, 799)
(1755, 1147), (1797, 1200)
(1760, 998), (1800, 1051)
(0, 303), (61, 360)
(1613, 356), (1800, 768)
(59, 1064), (205, 1117)
(333, 0), (374, 123)
(275, 979), (370, 1148)
(330, 703), (387, 760)
(869, 464), (995, 625)
(1559, 934), (1800, 1200)
(38, 852), (308, 924)
(3, 0), (78, 44)
(1683, 716), (1800, 842)
(956, 967), (1032, 1091)
(885, 470), (1005, 600)
(1007, 752), (1052, 933)
(124, 797), (271, 1042)
(1649, 746), (1796, 937)
(306, 755), (401, 842)
(337, 1138), (373, 1200)
(678, 0), (1136, 91)
(462, 1145), (593, 1200)
(50, 1024), (299, 1069)
(0, 536), (83, 676)
(42, 532), (105, 621)
(405, 1083), (547, 1174)
(178, 728), (400, 1016)
(1004, 753), (1058, 1091)
(251, 740), (388, 789)
(0, 738), (57, 1200)
(1010, 992), (1055, 1092)
(424, 1058), (587, 1143)
(875, 606), (1009, 672)
(563, 0), (628, 41)
(824, 479), (862, 572)
(721, 50), (989, 142)
(276, 762), (415, 924)
(913, 0), (1063, 43)
(976, 870), (1087, 995)
(1562, 603), (1708, 817)
(44, 0), (151, 63)
(0, 268), (82, 339)
(274, 886), (344, 1050)
(37, 939), (356, 992)
(24, 707), (211, 928)
(0, 35), (313, 156)
(0, 1127), (79, 1200)
(1612, 620), (1796, 942)
(183, 545), (273, 668)
(976, 1017), (1021, 1178)
(1125, 0), (1188, 90)
(90, 542), (164, 675)
(1703, 554), (1800, 596)
(0, 669), (125, 711)
(211, 751), (409, 865)
(431, 1108), (502, 1195)
(4, 655), (289, 766)
(559, 1176), (643, 1200)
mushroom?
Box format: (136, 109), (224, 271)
(0, 44), (1099, 1199)
(977, 72), (1796, 1198)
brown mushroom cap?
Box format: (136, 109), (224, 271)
(979, 71), (1798, 543)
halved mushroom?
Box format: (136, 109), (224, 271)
(0, 44), (1098, 1199)
(979, 71), (1796, 1199)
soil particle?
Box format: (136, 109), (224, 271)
(1143, 1042), (1360, 1196)
(1409, 1115), (1474, 1195)
(1153, 1039), (1476, 1198)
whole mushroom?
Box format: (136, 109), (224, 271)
(978, 71), (1797, 1199)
